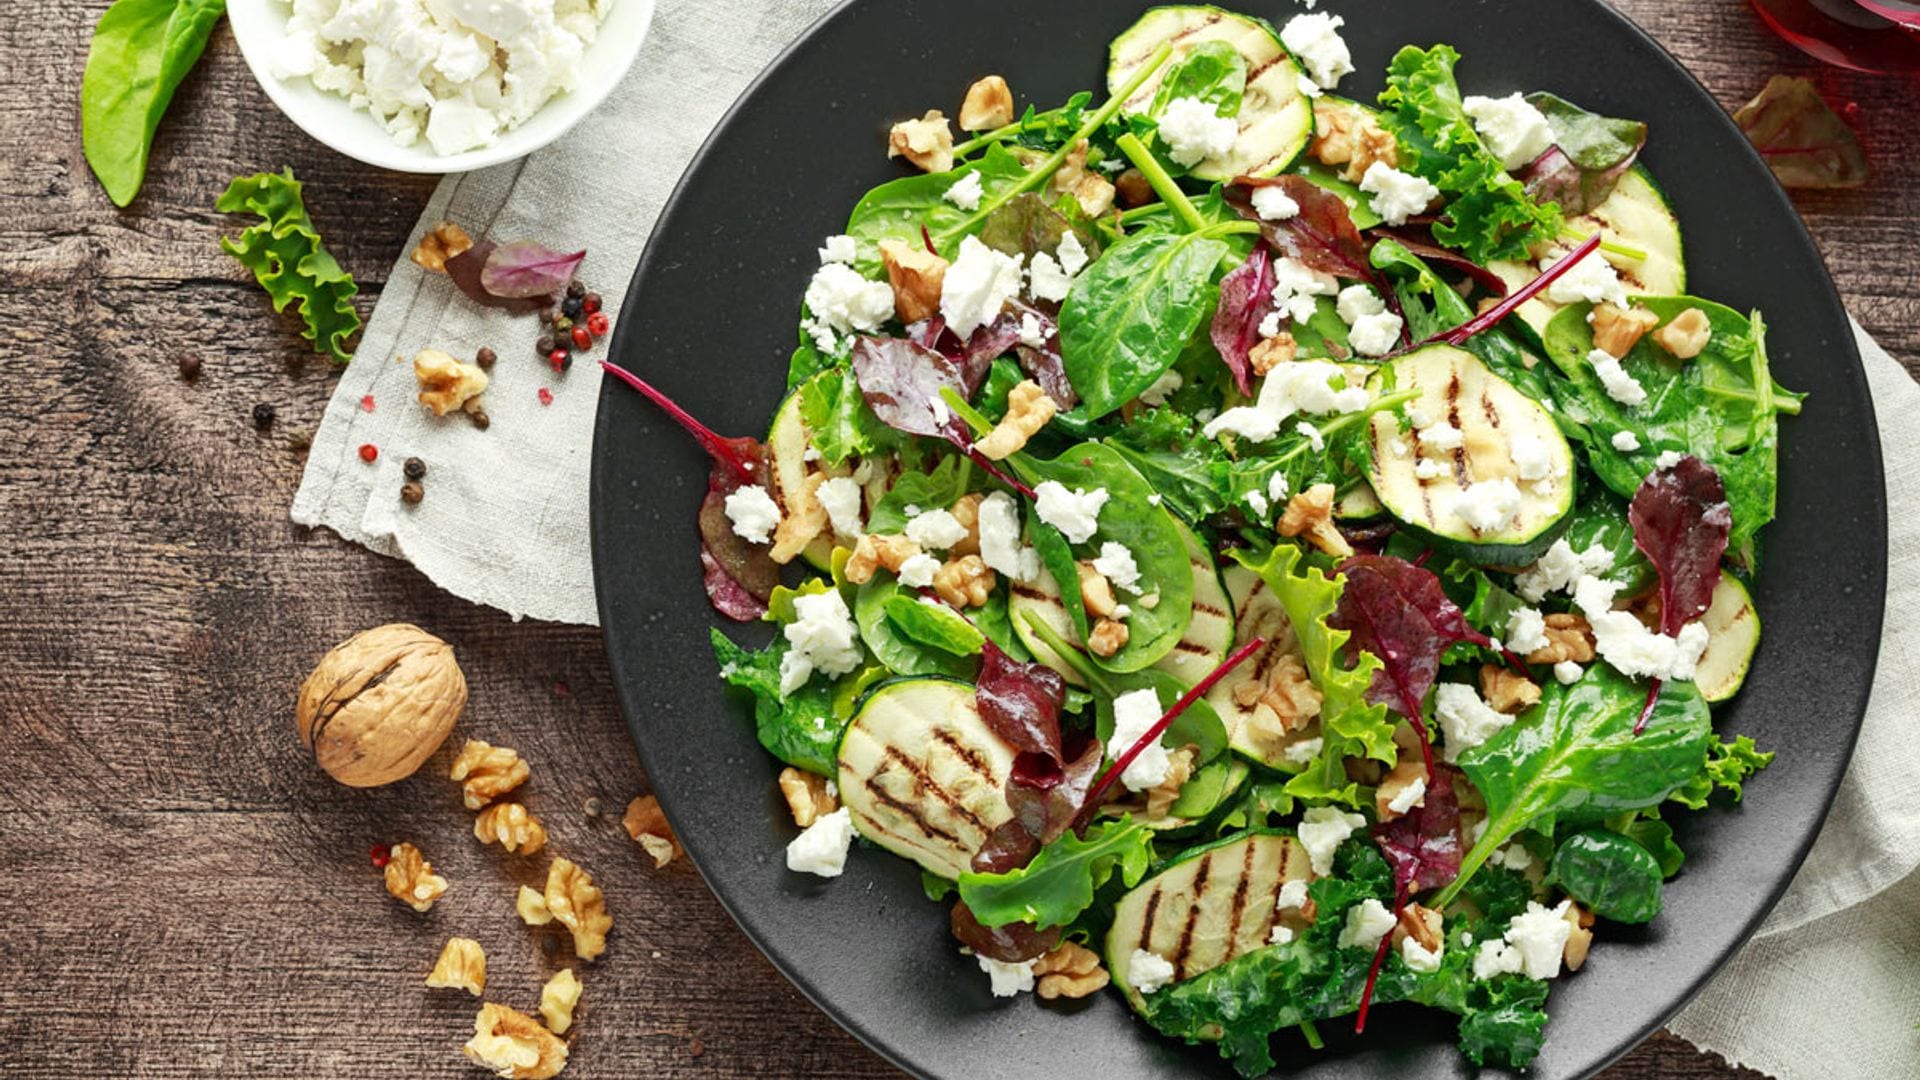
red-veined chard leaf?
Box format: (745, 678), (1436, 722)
(950, 898), (1061, 962)
(1373, 227), (1508, 297)
(445, 242), (544, 313)
(1518, 92), (1648, 215)
(1224, 175), (1375, 282)
(480, 240), (587, 298)
(850, 335), (976, 443)
(976, 639), (1068, 784)
(1007, 736), (1103, 846)
(1733, 75), (1869, 190)
(1630, 455), (1731, 636)
(1373, 763), (1465, 894)
(1209, 244), (1276, 396)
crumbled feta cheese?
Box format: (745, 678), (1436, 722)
(1276, 879), (1311, 911)
(1388, 776), (1429, 815)
(1113, 604), (1131, 619)
(805, 263), (896, 339)
(1298, 806), (1366, 875)
(1138, 369), (1184, 407)
(1504, 900), (1574, 979)
(1402, 935), (1446, 973)
(1269, 924), (1296, 946)
(941, 235), (1025, 338)
(1033, 481), (1109, 544)
(1028, 251), (1073, 303)
(1463, 93), (1556, 171)
(785, 807), (855, 877)
(1505, 608), (1550, 655)
(1246, 489), (1272, 519)
(1554, 660), (1584, 685)
(944, 170), (984, 212)
(1347, 311), (1404, 357)
(1251, 185), (1302, 221)
(1296, 420), (1325, 451)
(1268, 471), (1291, 505)
(1283, 736), (1323, 764)
(818, 235), (858, 266)
(1128, 949), (1178, 993)
(1611, 429), (1642, 452)
(1654, 450), (1685, 471)
(976, 953), (1036, 997)
(1147, 493), (1163, 506)
(1057, 233), (1090, 277)
(1203, 360), (1369, 442)
(1512, 434), (1555, 482)
(1456, 478), (1523, 533)
(1574, 574), (1712, 680)
(905, 508), (969, 551)
(1405, 404), (1434, 428)
(1158, 97), (1240, 167)
(1514, 539), (1616, 603)
(817, 476), (863, 538)
(1281, 13), (1354, 89)
(1094, 542), (1143, 594)
(1489, 841), (1534, 872)
(1337, 898), (1396, 950)
(1359, 162), (1441, 227)
(1336, 284), (1387, 325)
(1109, 688), (1171, 791)
(723, 485), (782, 545)
(1271, 257), (1341, 323)
(1419, 422), (1465, 452)
(1545, 252), (1629, 308)
(1296, 72), (1324, 99)
(1435, 682), (1515, 762)
(896, 553), (940, 588)
(779, 591), (863, 695)
(1017, 312), (1048, 349)
(1414, 458), (1447, 481)
(1587, 348), (1648, 407)
(978, 491), (1040, 583)
(1473, 938), (1526, 980)
(1257, 310), (1284, 339)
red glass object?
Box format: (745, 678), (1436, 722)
(1751, 0), (1920, 71)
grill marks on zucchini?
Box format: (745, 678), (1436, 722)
(1008, 570), (1087, 688)
(1490, 165), (1687, 336)
(1153, 520), (1235, 687)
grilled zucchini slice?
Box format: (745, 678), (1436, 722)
(1695, 575), (1759, 704)
(1489, 165), (1686, 336)
(1152, 518), (1235, 688)
(1204, 566), (1321, 771)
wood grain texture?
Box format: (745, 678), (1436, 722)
(2, 1), (1910, 1076)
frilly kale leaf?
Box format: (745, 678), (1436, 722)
(1668, 734), (1775, 810)
(217, 169), (360, 364)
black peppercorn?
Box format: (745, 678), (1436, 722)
(252, 403), (275, 429)
(475, 346), (496, 370)
(400, 482), (425, 505)
(403, 457), (427, 481)
(566, 278), (587, 299)
(538, 305), (560, 325)
(562, 296), (584, 319)
(536, 333), (557, 356)
(178, 354), (202, 380)
(583, 797), (604, 819)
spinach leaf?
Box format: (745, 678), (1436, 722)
(709, 629), (844, 776)
(1668, 734), (1775, 810)
(843, 144), (1029, 274)
(82, 0), (227, 207)
(1549, 829), (1664, 923)
(956, 817), (1154, 929)
(1541, 298), (1803, 551)
(1560, 483), (1656, 594)
(217, 170), (361, 364)
(866, 455), (975, 534)
(1611, 810), (1687, 878)
(883, 594), (985, 656)
(1104, 408), (1229, 523)
(1059, 230), (1229, 419)
(854, 576), (976, 679)
(973, 585), (1032, 661)
(1150, 40), (1247, 118)
(1438, 666), (1711, 906)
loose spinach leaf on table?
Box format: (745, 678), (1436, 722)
(82, 0), (227, 207)
(709, 629), (846, 777)
(1059, 230), (1229, 420)
(956, 817), (1154, 929)
(217, 169), (361, 364)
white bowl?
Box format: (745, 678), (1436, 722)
(228, 0), (656, 174)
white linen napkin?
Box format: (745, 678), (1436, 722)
(291, 2), (1919, 1074)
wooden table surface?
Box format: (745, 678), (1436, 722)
(3, 1), (1913, 1076)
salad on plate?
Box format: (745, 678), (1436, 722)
(608, 5), (1801, 1073)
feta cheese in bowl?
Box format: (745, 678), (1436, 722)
(228, 0), (655, 172)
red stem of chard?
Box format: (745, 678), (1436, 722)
(1432, 233), (1603, 347)
(1634, 678), (1662, 735)
(1072, 636), (1267, 832)
(1354, 882), (1411, 1034)
(600, 360), (757, 485)
(963, 446), (1038, 501)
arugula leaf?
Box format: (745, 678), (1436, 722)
(1668, 734), (1775, 810)
(955, 817), (1154, 929)
(1059, 229), (1229, 419)
(709, 629), (844, 776)
(216, 169), (361, 364)
(1549, 828), (1664, 923)
(82, 0), (227, 207)
(1378, 45), (1564, 265)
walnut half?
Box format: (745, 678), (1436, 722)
(888, 110), (954, 173)
(410, 221), (472, 274)
(414, 349), (490, 417)
(425, 937), (487, 996)
(464, 1003), (568, 1080)
(540, 969), (583, 1035)
(474, 802), (548, 855)
(384, 842), (448, 913)
(778, 768), (838, 829)
(1033, 941), (1110, 1000)
(451, 739), (530, 810)
(1278, 484), (1353, 558)
(623, 795), (681, 868)
(544, 857), (613, 961)
(959, 76), (1015, 132)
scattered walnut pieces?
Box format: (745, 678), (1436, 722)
(296, 623), (466, 788)
(878, 239), (949, 324)
(414, 349), (490, 417)
(1480, 664), (1542, 715)
(1653, 307), (1713, 360)
(1237, 652), (1324, 762)
(888, 110), (955, 173)
(844, 533), (923, 585)
(976, 380), (1057, 460)
(1032, 941), (1110, 1001)
(932, 554), (996, 609)
(1088, 617), (1130, 658)
(622, 795), (681, 869)
(1562, 903), (1597, 972)
(464, 1002), (568, 1080)
(1526, 613), (1596, 665)
(1143, 746), (1196, 821)
(539, 968), (583, 1035)
(1249, 332), (1298, 376)
(411, 221), (473, 273)
(1277, 483), (1353, 558)
(451, 739), (531, 810)
(945, 493), (984, 559)
(959, 75), (1015, 132)
(425, 937), (487, 996)
(516, 885), (554, 927)
(1311, 99), (1398, 182)
(1375, 758), (1428, 822)
(1076, 561), (1118, 619)
(543, 857), (613, 961)
(384, 842), (449, 913)
(474, 802), (549, 855)
(777, 767), (838, 829)
(769, 472), (829, 565)
(1589, 303), (1661, 359)
(1393, 903), (1444, 953)
(1051, 142), (1116, 218)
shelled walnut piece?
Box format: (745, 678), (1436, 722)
(1311, 98), (1398, 182)
(1278, 484), (1353, 558)
(410, 221), (472, 273)
(879, 239), (948, 325)
(959, 75), (1014, 132)
(1032, 941), (1109, 1000)
(540, 969), (583, 1035)
(543, 858), (613, 961)
(1653, 307), (1713, 360)
(778, 767), (838, 828)
(296, 623), (466, 788)
(384, 842), (448, 913)
(888, 110), (954, 173)
(464, 1003), (568, 1080)
(976, 381), (1056, 460)
(516, 885), (553, 926)
(450, 739), (530, 810)
(932, 554), (996, 608)
(622, 795), (681, 868)
(474, 802), (548, 855)
(1087, 617), (1130, 658)
(769, 472), (829, 565)
(1480, 664), (1542, 715)
(1563, 903), (1597, 971)
(844, 533), (922, 585)
(1249, 332), (1297, 376)
(425, 937), (487, 996)
(414, 348), (490, 417)
(1526, 614), (1596, 665)
(1590, 303), (1660, 359)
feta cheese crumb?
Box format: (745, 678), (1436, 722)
(1359, 162), (1441, 227)
(1347, 311), (1404, 357)
(1388, 776), (1429, 815)
(1402, 935), (1446, 973)
(1138, 369), (1184, 407)
(785, 807), (855, 877)
(779, 591), (863, 695)
(1295, 420), (1325, 451)
(941, 236), (1025, 338)
(1271, 256), (1341, 323)
(1251, 185), (1302, 221)
(1419, 421), (1465, 452)
(1128, 949), (1178, 993)
(1268, 471), (1291, 505)
(1574, 574), (1712, 680)
(1202, 360), (1369, 442)
(1336, 284), (1387, 325)
(1057, 233), (1091, 277)
(976, 953), (1036, 997)
(944, 170), (985, 212)
(1463, 93), (1556, 171)
(1246, 489), (1272, 520)
(1611, 429), (1642, 452)
(1298, 806), (1366, 875)
(819, 235), (858, 265)
(1654, 450), (1685, 471)
(1283, 736), (1323, 764)
(1109, 688), (1172, 791)
(1504, 900), (1575, 980)
(905, 508), (969, 551)
(896, 553), (940, 588)
(1093, 542), (1143, 594)
(805, 263), (896, 339)
(1546, 252), (1630, 308)
(723, 485), (782, 544)
(977, 491), (1038, 583)
(1414, 458), (1447, 481)
(1505, 608), (1550, 655)
(1269, 924), (1296, 946)
(1281, 13), (1354, 89)
(1296, 72), (1324, 100)
(1028, 251), (1073, 303)
(1435, 682), (1515, 762)
(1017, 312), (1048, 348)
(1514, 539), (1616, 603)
(1554, 660), (1584, 685)
(1456, 478), (1524, 533)
(1473, 938), (1526, 980)
(1489, 841), (1534, 872)
(1512, 434), (1555, 481)
(1588, 348), (1648, 407)
(817, 476), (864, 538)
(1337, 898), (1396, 950)
(1033, 481), (1110, 543)
(1276, 879), (1311, 911)
(1158, 97), (1239, 167)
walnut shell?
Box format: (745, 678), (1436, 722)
(296, 623), (466, 787)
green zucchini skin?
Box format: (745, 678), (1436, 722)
(1151, 517), (1235, 688)
(1696, 576), (1759, 704)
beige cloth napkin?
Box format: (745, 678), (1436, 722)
(291, 2), (1919, 1074)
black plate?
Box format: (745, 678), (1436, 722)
(591, 2), (1885, 1076)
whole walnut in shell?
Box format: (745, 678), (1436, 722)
(296, 623), (466, 787)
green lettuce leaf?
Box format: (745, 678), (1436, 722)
(709, 628), (844, 777)
(217, 169), (360, 364)
(1667, 734), (1775, 811)
(956, 817), (1154, 929)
